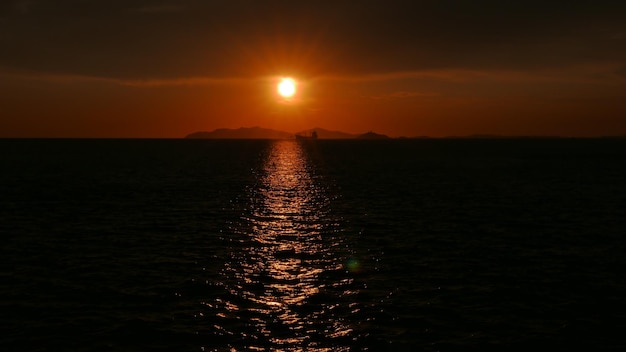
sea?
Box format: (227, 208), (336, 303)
(1, 138), (625, 351)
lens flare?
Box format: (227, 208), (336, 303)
(346, 257), (361, 273)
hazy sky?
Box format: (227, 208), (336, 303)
(1, 0), (625, 137)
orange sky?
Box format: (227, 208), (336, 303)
(1, 1), (625, 137)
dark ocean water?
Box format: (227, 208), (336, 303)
(2, 138), (626, 351)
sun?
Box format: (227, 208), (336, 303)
(277, 77), (296, 98)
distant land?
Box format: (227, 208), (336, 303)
(185, 127), (626, 140)
(356, 131), (391, 140)
(186, 127), (391, 140)
(295, 128), (357, 139)
(186, 127), (293, 139)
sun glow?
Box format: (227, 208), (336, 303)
(277, 78), (296, 98)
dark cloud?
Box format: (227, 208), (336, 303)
(1, 0), (625, 79)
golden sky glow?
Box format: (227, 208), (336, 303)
(0, 1), (625, 137)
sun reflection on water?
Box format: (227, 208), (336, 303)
(208, 140), (356, 351)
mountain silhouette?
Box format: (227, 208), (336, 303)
(186, 127), (391, 139)
(356, 131), (391, 139)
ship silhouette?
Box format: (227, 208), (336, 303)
(295, 130), (318, 140)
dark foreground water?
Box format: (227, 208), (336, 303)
(2, 138), (626, 351)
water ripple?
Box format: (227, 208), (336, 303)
(202, 141), (356, 351)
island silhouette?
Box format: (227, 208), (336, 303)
(185, 127), (391, 139)
(185, 127), (619, 140)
